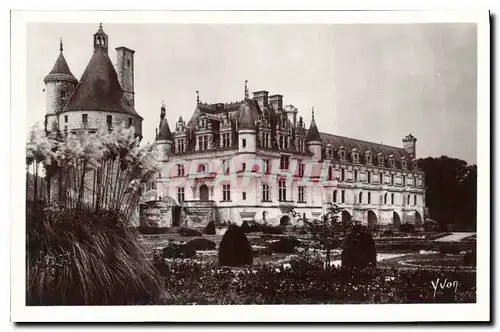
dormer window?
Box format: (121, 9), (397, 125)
(221, 132), (231, 148)
(365, 151), (373, 164)
(401, 157), (407, 169)
(388, 155), (396, 168)
(338, 147), (346, 161)
(325, 145), (334, 159)
(197, 164), (207, 174)
(351, 149), (360, 163)
(378, 153), (384, 166)
(176, 138), (185, 153)
(297, 138), (305, 152)
(412, 159), (419, 170)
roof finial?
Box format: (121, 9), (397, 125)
(59, 37), (63, 52)
(196, 90), (200, 104)
(161, 100), (165, 108)
(312, 105), (315, 120)
(244, 80), (249, 99)
(99, 22), (103, 29)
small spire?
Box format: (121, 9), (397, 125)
(161, 99), (165, 108)
(196, 90), (200, 104)
(312, 105), (315, 120)
(99, 22), (103, 29)
(244, 80), (249, 99)
(59, 37), (63, 52)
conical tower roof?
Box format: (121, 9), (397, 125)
(62, 47), (141, 118)
(238, 100), (257, 131)
(305, 108), (322, 143)
(157, 104), (174, 141)
(43, 39), (78, 84)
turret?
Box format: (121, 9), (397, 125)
(305, 107), (322, 161)
(93, 23), (108, 54)
(238, 101), (257, 155)
(402, 133), (417, 159)
(43, 38), (78, 133)
(156, 101), (174, 161)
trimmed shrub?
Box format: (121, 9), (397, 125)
(241, 220), (251, 233)
(218, 224), (253, 266)
(400, 223), (415, 233)
(204, 221), (216, 235)
(341, 224), (377, 269)
(381, 230), (394, 237)
(262, 225), (284, 235)
(270, 236), (301, 254)
(186, 238), (216, 251)
(162, 243), (196, 259)
(179, 228), (202, 237)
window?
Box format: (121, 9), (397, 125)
(389, 157), (395, 168)
(402, 160), (407, 169)
(333, 190), (337, 203)
(126, 59), (131, 68)
(64, 115), (68, 123)
(297, 139), (304, 152)
(358, 192), (363, 204)
(414, 195), (417, 206)
(106, 115), (112, 127)
(128, 117), (133, 127)
(280, 155), (290, 170)
(82, 114), (88, 127)
(352, 152), (359, 163)
(328, 166), (333, 180)
(341, 190), (345, 203)
(222, 132), (231, 148)
(378, 155), (384, 165)
(384, 193), (388, 204)
(241, 163), (246, 172)
(368, 192), (371, 204)
(367, 171), (371, 183)
(391, 175), (395, 186)
(177, 187), (185, 203)
(262, 184), (270, 202)
(391, 193), (395, 205)
(341, 169), (345, 181)
(198, 164), (206, 173)
(366, 154), (372, 164)
(407, 195), (411, 205)
(222, 184), (231, 201)
(61, 91), (67, 100)
(242, 138), (247, 148)
(176, 139), (185, 153)
(298, 162), (305, 177)
(177, 164), (185, 177)
(242, 192), (247, 200)
(198, 135), (209, 150)
(264, 159), (270, 174)
(403, 175), (406, 186)
(278, 180), (286, 202)
(354, 170), (358, 182)
(339, 150), (346, 160)
(262, 132), (270, 148)
(298, 186), (306, 203)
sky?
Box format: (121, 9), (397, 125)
(26, 23), (477, 164)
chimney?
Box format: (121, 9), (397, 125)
(116, 46), (135, 108)
(252, 90), (269, 110)
(269, 94), (283, 112)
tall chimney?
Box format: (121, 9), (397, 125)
(116, 46), (135, 108)
(269, 94), (283, 112)
(252, 90), (269, 110)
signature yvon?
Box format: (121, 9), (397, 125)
(431, 278), (459, 298)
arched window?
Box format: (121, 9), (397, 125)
(333, 190), (337, 203)
(368, 192), (371, 204)
(391, 193), (395, 205)
(407, 194), (411, 205)
(414, 195), (417, 205)
(359, 192), (363, 204)
(384, 193), (387, 205)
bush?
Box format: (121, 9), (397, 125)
(399, 223), (415, 233)
(341, 224), (377, 269)
(218, 224), (253, 266)
(439, 244), (462, 255)
(381, 230), (394, 237)
(179, 228), (202, 237)
(162, 243), (196, 259)
(463, 249), (476, 266)
(262, 225), (284, 235)
(204, 221), (216, 235)
(186, 238), (216, 251)
(270, 237), (301, 253)
(139, 226), (170, 235)
(26, 206), (163, 305)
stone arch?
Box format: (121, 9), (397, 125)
(341, 210), (352, 224)
(199, 184), (209, 201)
(392, 211), (401, 229)
(367, 210), (377, 230)
(280, 215), (290, 226)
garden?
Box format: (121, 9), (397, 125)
(25, 124), (476, 306)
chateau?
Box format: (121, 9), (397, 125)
(42, 24), (426, 230)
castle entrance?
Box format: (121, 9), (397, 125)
(199, 184), (209, 201)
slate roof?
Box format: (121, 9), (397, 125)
(62, 48), (141, 118)
(305, 117), (322, 142)
(158, 118), (174, 141)
(43, 51), (78, 84)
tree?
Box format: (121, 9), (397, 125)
(417, 156), (477, 231)
(341, 223), (377, 269)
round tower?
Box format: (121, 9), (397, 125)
(305, 107), (323, 161)
(43, 38), (78, 133)
(156, 101), (174, 161)
(237, 101), (257, 155)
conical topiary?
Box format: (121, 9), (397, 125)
(218, 224), (253, 266)
(241, 220), (251, 233)
(341, 224), (376, 269)
(205, 220), (215, 235)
